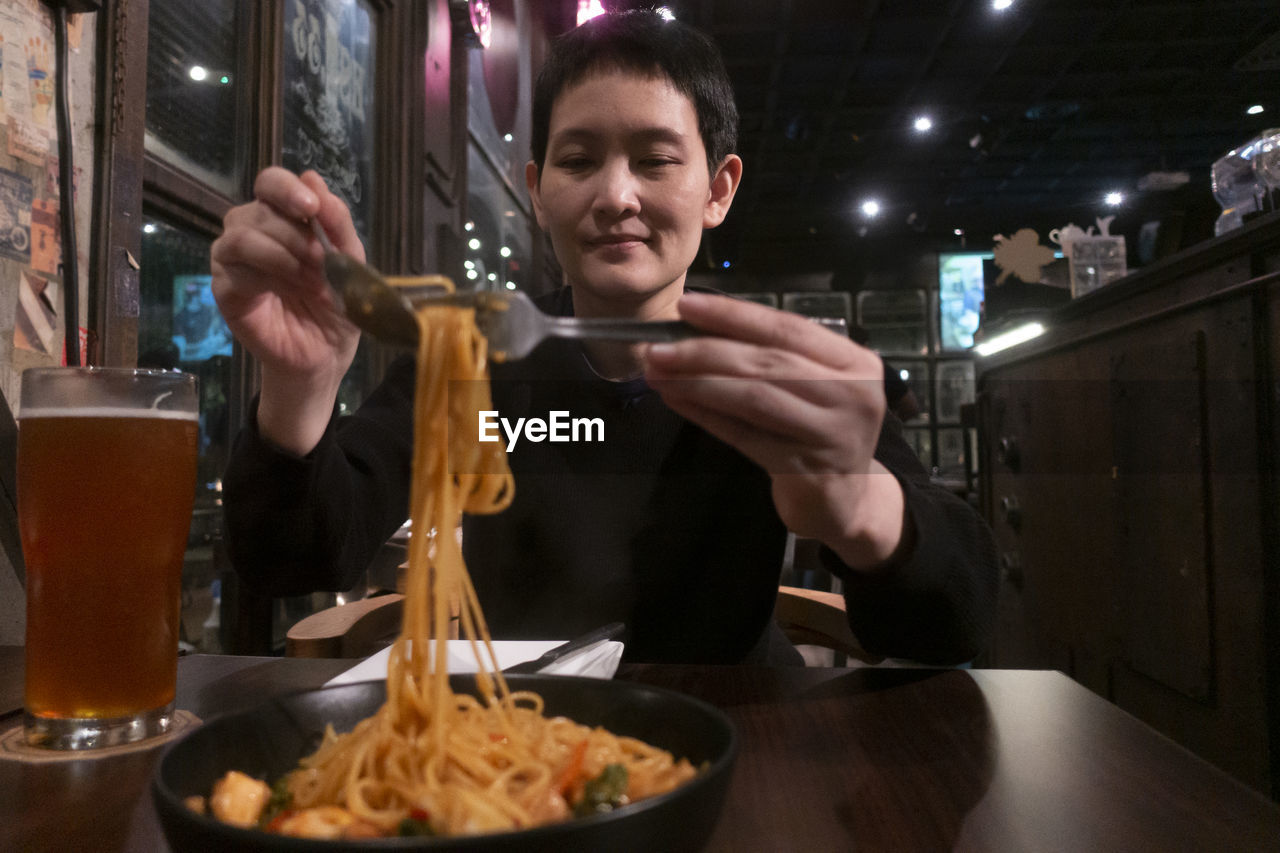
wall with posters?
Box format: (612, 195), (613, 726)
(0, 0), (96, 409)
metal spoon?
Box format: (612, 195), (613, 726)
(311, 219), (441, 346)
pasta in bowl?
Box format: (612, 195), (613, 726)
(151, 675), (736, 852)
(151, 295), (737, 850)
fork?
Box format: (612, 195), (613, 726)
(423, 289), (701, 362)
(312, 219), (699, 359)
(310, 219), (845, 359)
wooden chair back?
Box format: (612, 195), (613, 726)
(286, 584), (882, 664)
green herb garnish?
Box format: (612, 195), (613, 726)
(573, 763), (629, 817)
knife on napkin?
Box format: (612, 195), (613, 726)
(503, 622), (626, 675)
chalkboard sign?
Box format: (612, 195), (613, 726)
(281, 0), (376, 243)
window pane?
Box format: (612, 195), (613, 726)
(466, 143), (531, 295)
(138, 219), (234, 654)
(281, 0), (377, 245)
(855, 289), (928, 356)
(145, 0), (247, 197)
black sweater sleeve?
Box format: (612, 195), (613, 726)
(222, 356), (417, 596)
(824, 416), (999, 665)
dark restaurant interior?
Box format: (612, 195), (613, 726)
(2, 0), (1280, 844)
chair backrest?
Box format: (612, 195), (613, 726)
(285, 584), (883, 664)
(774, 585), (884, 665)
(285, 593), (406, 658)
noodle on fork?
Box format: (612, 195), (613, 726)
(220, 294), (697, 839)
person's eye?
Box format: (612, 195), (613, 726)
(638, 156), (680, 170)
(555, 154), (594, 171)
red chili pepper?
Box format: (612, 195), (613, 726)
(265, 810), (294, 833)
(555, 739), (590, 796)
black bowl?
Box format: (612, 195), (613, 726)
(152, 675), (736, 852)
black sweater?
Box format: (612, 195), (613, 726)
(224, 291), (997, 664)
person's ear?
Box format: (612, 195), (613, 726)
(525, 161), (547, 229)
(703, 154), (743, 229)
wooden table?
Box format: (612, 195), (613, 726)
(1, 646), (1276, 851)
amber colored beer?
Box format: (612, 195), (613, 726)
(20, 409), (198, 720)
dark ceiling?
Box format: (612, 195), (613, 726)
(607, 0), (1280, 274)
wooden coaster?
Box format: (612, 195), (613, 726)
(0, 709), (201, 763)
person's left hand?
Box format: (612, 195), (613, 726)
(644, 292), (907, 570)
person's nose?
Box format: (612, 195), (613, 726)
(592, 159), (641, 217)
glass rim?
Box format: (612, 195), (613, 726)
(21, 366), (195, 379)
(18, 366), (199, 418)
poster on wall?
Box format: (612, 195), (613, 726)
(15, 268), (57, 354)
(0, 167), (32, 263)
(280, 0), (375, 243)
(29, 195), (56, 273)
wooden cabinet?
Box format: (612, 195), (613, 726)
(977, 212), (1280, 797)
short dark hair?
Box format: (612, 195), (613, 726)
(530, 8), (739, 176)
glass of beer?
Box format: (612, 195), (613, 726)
(18, 367), (199, 750)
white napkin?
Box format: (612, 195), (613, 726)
(325, 639), (624, 687)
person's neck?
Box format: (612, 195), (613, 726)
(571, 282), (684, 381)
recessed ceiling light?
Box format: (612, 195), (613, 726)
(1105, 191), (1124, 206)
(913, 116), (933, 133)
(992, 0), (1014, 10)
(188, 65), (208, 82)
(1247, 104), (1265, 115)
(860, 199), (881, 218)
(576, 0), (606, 25)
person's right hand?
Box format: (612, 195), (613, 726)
(211, 167), (364, 455)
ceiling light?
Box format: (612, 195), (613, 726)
(143, 223), (157, 234)
(974, 322), (1045, 357)
(499, 246), (512, 258)
(655, 6), (676, 20)
(468, 237), (481, 251)
(1247, 104), (1265, 115)
(913, 116), (933, 133)
(1105, 191), (1124, 206)
(992, 0), (1014, 10)
(576, 0), (606, 25)
(188, 65), (208, 82)
(860, 199), (881, 218)
(954, 228), (964, 236)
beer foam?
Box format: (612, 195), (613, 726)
(18, 406), (198, 421)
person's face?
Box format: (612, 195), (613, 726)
(526, 70), (741, 312)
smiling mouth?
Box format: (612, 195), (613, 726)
(591, 236), (647, 247)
